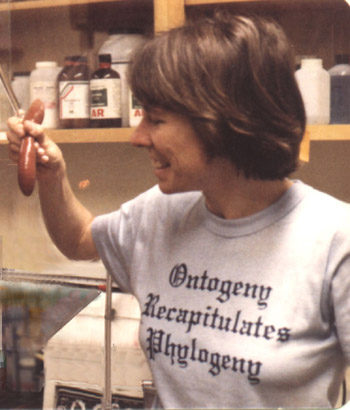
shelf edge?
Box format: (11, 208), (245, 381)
(3, 125), (350, 144)
(0, 128), (134, 144)
(308, 125), (350, 141)
(46, 127), (134, 143)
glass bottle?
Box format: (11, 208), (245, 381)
(58, 56), (90, 129)
(90, 54), (122, 128)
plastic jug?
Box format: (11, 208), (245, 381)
(295, 58), (330, 124)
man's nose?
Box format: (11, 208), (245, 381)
(130, 119), (152, 147)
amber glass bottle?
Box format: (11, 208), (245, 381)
(90, 54), (122, 128)
(58, 56), (90, 129)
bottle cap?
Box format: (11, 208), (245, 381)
(35, 61), (58, 68)
(335, 54), (350, 65)
(71, 56), (88, 63)
(300, 58), (323, 69)
(98, 54), (112, 64)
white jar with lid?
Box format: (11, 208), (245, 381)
(30, 61), (60, 129)
(98, 33), (144, 127)
(295, 58), (330, 124)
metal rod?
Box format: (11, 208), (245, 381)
(103, 271), (113, 409)
(0, 65), (20, 114)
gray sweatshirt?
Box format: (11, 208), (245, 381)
(92, 181), (350, 409)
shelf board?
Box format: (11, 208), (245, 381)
(2, 125), (350, 145)
(1, 0), (348, 12)
(48, 125), (350, 143)
(46, 127), (134, 143)
(0, 127), (133, 144)
(308, 125), (350, 141)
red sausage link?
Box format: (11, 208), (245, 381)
(18, 99), (45, 196)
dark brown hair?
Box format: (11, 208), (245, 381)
(129, 11), (306, 180)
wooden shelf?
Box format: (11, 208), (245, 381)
(1, 0), (347, 13)
(48, 125), (350, 143)
(0, 0), (348, 148)
(2, 125), (350, 145)
(46, 127), (134, 143)
(308, 125), (350, 141)
(0, 127), (134, 144)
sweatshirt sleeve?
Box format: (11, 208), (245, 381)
(91, 186), (162, 293)
(328, 220), (350, 363)
(91, 208), (133, 293)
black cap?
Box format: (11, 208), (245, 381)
(335, 54), (350, 65)
(71, 55), (88, 63)
(98, 54), (112, 64)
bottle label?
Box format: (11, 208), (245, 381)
(30, 80), (57, 109)
(90, 78), (121, 119)
(129, 92), (143, 127)
(59, 81), (90, 119)
(31, 80), (58, 128)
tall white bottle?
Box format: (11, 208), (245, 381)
(295, 58), (330, 124)
(30, 61), (59, 129)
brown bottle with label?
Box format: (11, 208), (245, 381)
(90, 54), (122, 128)
(58, 55), (90, 129)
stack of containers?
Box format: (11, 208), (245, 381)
(22, 33), (145, 130)
(25, 52), (350, 129)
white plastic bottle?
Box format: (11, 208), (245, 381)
(11, 72), (30, 111)
(295, 58), (330, 124)
(30, 61), (59, 129)
(329, 54), (350, 124)
(98, 32), (144, 127)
